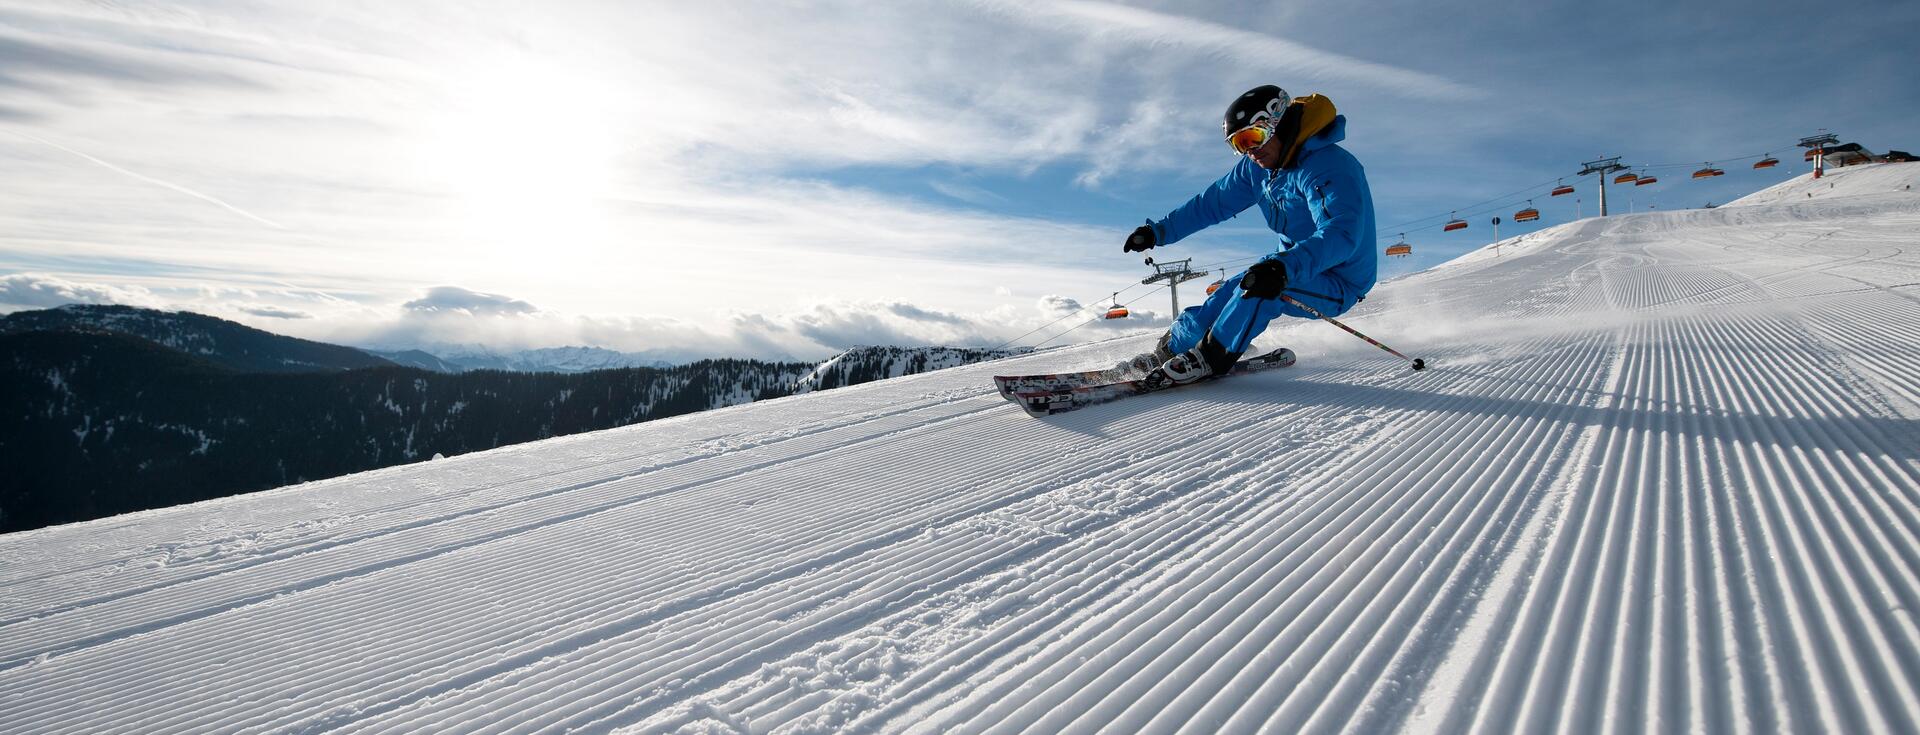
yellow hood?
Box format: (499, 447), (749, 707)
(1279, 93), (1339, 169)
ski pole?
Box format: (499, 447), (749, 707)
(1278, 293), (1427, 371)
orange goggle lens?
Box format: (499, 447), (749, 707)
(1227, 124), (1271, 155)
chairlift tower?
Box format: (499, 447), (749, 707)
(1799, 131), (1839, 180)
(1141, 257), (1211, 314)
(1578, 156), (1630, 217)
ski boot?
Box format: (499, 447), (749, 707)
(1144, 334), (1237, 389)
(1102, 333), (1177, 381)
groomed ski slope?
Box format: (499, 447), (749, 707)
(3, 164), (1918, 734)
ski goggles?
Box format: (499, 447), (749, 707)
(1226, 122), (1274, 155)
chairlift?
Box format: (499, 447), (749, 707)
(1204, 271), (1225, 295)
(1550, 178), (1575, 197)
(1385, 233), (1413, 257)
(1613, 172), (1638, 185)
(1804, 148), (1824, 161)
(1691, 163), (1725, 179)
(1635, 173), (1659, 186)
(1102, 292), (1129, 320)
(1754, 155), (1780, 169)
(1443, 211), (1468, 232)
(1514, 200), (1540, 222)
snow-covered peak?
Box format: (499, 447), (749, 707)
(790, 344), (1031, 393)
(1726, 160), (1920, 207)
(369, 343), (681, 372)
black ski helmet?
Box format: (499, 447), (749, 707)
(1223, 85), (1291, 136)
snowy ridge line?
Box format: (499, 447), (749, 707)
(3, 166), (1919, 733)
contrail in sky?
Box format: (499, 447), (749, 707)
(5, 128), (289, 230)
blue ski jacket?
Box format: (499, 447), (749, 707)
(1149, 115), (1377, 311)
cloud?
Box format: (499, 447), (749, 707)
(882, 302), (971, 326)
(0, 271), (1165, 362)
(1037, 294), (1084, 316)
(401, 286), (538, 316)
(303, 289), (1166, 363)
(235, 304), (312, 319)
(0, 31), (264, 92)
(0, 272), (164, 310)
(785, 301), (984, 349)
(727, 297), (1160, 356)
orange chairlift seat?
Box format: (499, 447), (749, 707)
(1754, 155), (1780, 169)
(1205, 271), (1225, 295)
(1385, 234), (1412, 257)
(1442, 211), (1469, 232)
(1550, 178), (1575, 197)
(1613, 172), (1638, 185)
(1102, 292), (1129, 319)
(1692, 163), (1725, 179)
(1514, 200), (1541, 222)
(1635, 171), (1658, 186)
(1804, 148), (1824, 161)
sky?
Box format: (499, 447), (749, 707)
(2, 0), (1915, 362)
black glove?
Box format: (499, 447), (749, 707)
(1239, 259), (1288, 299)
(1123, 221), (1157, 253)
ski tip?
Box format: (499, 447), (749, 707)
(1411, 358), (1427, 371)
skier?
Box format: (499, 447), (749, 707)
(1122, 85), (1377, 384)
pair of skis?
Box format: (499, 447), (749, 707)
(992, 293), (1429, 417)
(992, 348), (1296, 418)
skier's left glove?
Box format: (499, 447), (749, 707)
(1239, 259), (1288, 299)
(1123, 221), (1157, 253)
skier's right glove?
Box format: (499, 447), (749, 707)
(1239, 259), (1289, 299)
(1123, 221), (1157, 253)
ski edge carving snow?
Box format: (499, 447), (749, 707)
(993, 348), (1296, 417)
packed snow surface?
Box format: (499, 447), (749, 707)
(3, 165), (1919, 733)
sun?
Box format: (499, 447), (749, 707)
(416, 53), (623, 268)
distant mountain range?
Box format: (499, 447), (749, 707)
(791, 345), (1034, 393)
(0, 304), (683, 374)
(0, 305), (1027, 533)
(370, 344), (678, 373)
(0, 304), (397, 372)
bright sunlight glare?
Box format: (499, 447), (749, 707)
(415, 53), (623, 275)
